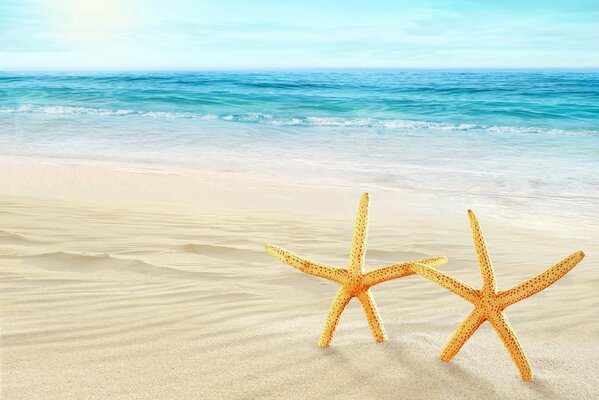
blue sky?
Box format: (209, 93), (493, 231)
(1, 0), (598, 70)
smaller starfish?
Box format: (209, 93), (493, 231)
(413, 210), (585, 381)
(265, 192), (447, 347)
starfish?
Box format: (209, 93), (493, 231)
(265, 192), (448, 347)
(413, 210), (585, 381)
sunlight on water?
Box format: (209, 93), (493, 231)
(1, 71), (598, 225)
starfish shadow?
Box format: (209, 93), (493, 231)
(524, 377), (558, 398)
(382, 342), (499, 397)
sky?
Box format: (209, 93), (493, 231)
(1, 0), (598, 70)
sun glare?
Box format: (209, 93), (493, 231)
(48, 0), (133, 42)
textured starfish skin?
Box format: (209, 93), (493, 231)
(265, 193), (448, 347)
(413, 210), (585, 381)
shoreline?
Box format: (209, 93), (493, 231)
(1, 153), (596, 236)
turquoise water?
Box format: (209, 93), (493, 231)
(1, 71), (598, 219)
(2, 71), (598, 131)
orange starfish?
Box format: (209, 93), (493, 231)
(265, 193), (447, 347)
(413, 210), (585, 381)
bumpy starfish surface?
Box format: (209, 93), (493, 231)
(265, 192), (448, 347)
(413, 210), (585, 381)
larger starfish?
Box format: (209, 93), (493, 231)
(413, 210), (585, 381)
(265, 192), (447, 347)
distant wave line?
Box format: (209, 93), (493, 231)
(1, 105), (596, 136)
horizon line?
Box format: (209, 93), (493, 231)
(2, 66), (599, 73)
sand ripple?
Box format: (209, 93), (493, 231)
(1, 197), (598, 399)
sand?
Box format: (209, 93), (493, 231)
(1, 155), (598, 399)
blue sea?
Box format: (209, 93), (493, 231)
(1, 70), (598, 221)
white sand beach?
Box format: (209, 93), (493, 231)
(1, 155), (598, 399)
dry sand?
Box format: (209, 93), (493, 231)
(1, 155), (598, 399)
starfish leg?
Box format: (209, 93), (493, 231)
(440, 308), (485, 361)
(265, 244), (347, 284)
(363, 256), (448, 287)
(357, 289), (387, 342)
(412, 263), (479, 304)
(319, 288), (352, 348)
(488, 311), (533, 381)
(416, 256), (449, 268)
(498, 250), (585, 308)
(348, 192), (369, 277)
(468, 210), (497, 294)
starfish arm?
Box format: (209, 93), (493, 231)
(487, 311), (533, 381)
(265, 244), (347, 284)
(362, 256), (448, 287)
(468, 210), (497, 293)
(412, 263), (478, 304)
(440, 308), (485, 362)
(357, 289), (387, 342)
(498, 250), (585, 308)
(318, 288), (352, 347)
(348, 192), (369, 277)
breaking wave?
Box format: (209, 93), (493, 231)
(1, 105), (595, 135)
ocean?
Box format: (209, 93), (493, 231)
(1, 70), (598, 223)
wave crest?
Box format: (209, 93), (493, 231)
(1, 105), (596, 135)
